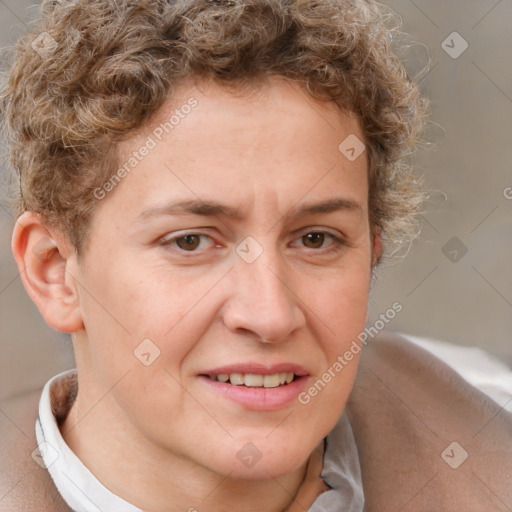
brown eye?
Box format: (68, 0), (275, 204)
(302, 232), (325, 249)
(175, 234), (201, 251)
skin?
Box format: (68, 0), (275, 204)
(11, 77), (380, 511)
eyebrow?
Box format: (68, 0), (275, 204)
(291, 197), (363, 218)
(135, 200), (245, 224)
(134, 197), (363, 225)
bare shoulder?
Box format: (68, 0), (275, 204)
(346, 331), (512, 512)
(0, 389), (68, 511)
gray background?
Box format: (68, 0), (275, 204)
(1, 0), (511, 402)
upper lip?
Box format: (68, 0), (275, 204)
(200, 363), (309, 377)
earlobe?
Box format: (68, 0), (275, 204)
(11, 212), (84, 333)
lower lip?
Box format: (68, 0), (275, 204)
(198, 375), (309, 411)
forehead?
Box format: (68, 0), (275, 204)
(140, 76), (364, 152)
(94, 77), (368, 228)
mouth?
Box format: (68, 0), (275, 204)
(203, 372), (299, 388)
(198, 364), (309, 410)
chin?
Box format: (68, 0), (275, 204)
(201, 437), (311, 481)
(219, 457), (305, 481)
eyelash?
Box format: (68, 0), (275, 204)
(290, 231), (346, 254)
(159, 232), (218, 253)
(159, 230), (346, 256)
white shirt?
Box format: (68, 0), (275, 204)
(36, 369), (364, 512)
(36, 370), (141, 512)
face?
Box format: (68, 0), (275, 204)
(70, 77), (376, 479)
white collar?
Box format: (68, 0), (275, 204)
(35, 369), (142, 512)
(36, 369), (364, 512)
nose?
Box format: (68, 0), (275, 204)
(222, 253), (306, 343)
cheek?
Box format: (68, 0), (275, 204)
(303, 257), (372, 343)
(74, 257), (167, 373)
(81, 256), (184, 334)
(296, 257), (371, 413)
(322, 281), (369, 370)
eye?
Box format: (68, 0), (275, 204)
(176, 234), (201, 251)
(291, 230), (345, 252)
(302, 232), (327, 249)
(160, 233), (216, 252)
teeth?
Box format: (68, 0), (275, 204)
(229, 373), (244, 386)
(244, 374), (263, 386)
(263, 374), (281, 388)
(211, 372), (295, 387)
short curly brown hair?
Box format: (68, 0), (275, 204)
(0, 0), (427, 259)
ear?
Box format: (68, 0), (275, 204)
(371, 227), (383, 267)
(11, 212), (84, 333)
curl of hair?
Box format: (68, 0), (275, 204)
(0, 0), (428, 259)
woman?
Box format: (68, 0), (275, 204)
(1, 0), (510, 510)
